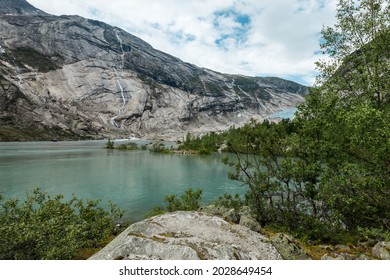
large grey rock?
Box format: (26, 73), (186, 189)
(270, 233), (311, 260)
(372, 241), (390, 260)
(0, 1), (306, 141)
(320, 253), (345, 260)
(199, 204), (230, 217)
(238, 205), (262, 232)
(222, 208), (240, 224)
(0, 0), (46, 15)
(89, 211), (282, 260)
(239, 215), (262, 232)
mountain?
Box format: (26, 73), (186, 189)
(0, 0), (45, 15)
(0, 0), (307, 141)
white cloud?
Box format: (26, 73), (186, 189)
(28, 0), (338, 85)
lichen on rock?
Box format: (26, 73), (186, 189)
(89, 211), (282, 260)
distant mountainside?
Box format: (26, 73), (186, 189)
(0, 0), (306, 141)
(0, 0), (45, 15)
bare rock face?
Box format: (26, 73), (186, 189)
(0, 0), (46, 15)
(89, 211), (282, 260)
(270, 233), (311, 260)
(0, 1), (306, 141)
(372, 241), (390, 260)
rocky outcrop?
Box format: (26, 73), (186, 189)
(0, 0), (46, 15)
(0, 1), (306, 141)
(89, 211), (282, 260)
(270, 233), (311, 260)
(372, 241), (390, 260)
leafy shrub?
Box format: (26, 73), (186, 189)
(105, 139), (114, 149)
(145, 206), (166, 218)
(165, 188), (203, 212)
(150, 142), (172, 154)
(357, 227), (390, 242)
(197, 148), (211, 155)
(213, 193), (243, 211)
(117, 142), (138, 150)
(146, 188), (203, 217)
(0, 189), (123, 260)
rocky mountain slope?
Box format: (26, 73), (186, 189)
(0, 0), (45, 15)
(0, 0), (307, 141)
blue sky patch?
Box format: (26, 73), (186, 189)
(213, 9), (252, 50)
(170, 32), (196, 44)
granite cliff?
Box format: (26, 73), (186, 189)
(0, 0), (307, 141)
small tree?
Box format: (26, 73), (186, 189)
(146, 188), (203, 217)
(105, 139), (115, 149)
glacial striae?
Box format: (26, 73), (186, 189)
(0, 0), (307, 141)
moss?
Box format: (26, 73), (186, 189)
(128, 232), (148, 238)
(160, 232), (193, 238)
(187, 242), (207, 260)
(72, 247), (102, 260)
(151, 236), (166, 243)
(13, 47), (60, 73)
(232, 76), (272, 100)
(127, 232), (168, 243)
(188, 76), (204, 92)
(149, 221), (163, 227)
(160, 232), (176, 238)
(301, 244), (328, 260)
(205, 82), (223, 96)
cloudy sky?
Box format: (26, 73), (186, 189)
(28, 0), (338, 86)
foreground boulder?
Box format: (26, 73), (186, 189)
(372, 241), (390, 260)
(270, 233), (311, 260)
(89, 211), (282, 260)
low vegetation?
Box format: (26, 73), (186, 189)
(146, 188), (203, 217)
(13, 47), (60, 73)
(0, 189), (123, 260)
(105, 140), (170, 153)
(178, 132), (226, 155)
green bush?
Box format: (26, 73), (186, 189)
(0, 189), (123, 260)
(146, 188), (203, 217)
(165, 188), (203, 212)
(357, 227), (390, 242)
(197, 148), (211, 155)
(213, 193), (243, 211)
(105, 139), (114, 149)
(145, 206), (166, 218)
(150, 142), (172, 154)
(116, 142), (138, 151)
(178, 132), (224, 153)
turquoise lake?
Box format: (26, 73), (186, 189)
(268, 107), (298, 119)
(0, 141), (245, 221)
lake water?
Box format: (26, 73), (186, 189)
(268, 107), (298, 119)
(0, 141), (245, 221)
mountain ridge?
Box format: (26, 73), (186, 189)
(0, 0), (45, 15)
(0, 0), (306, 141)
